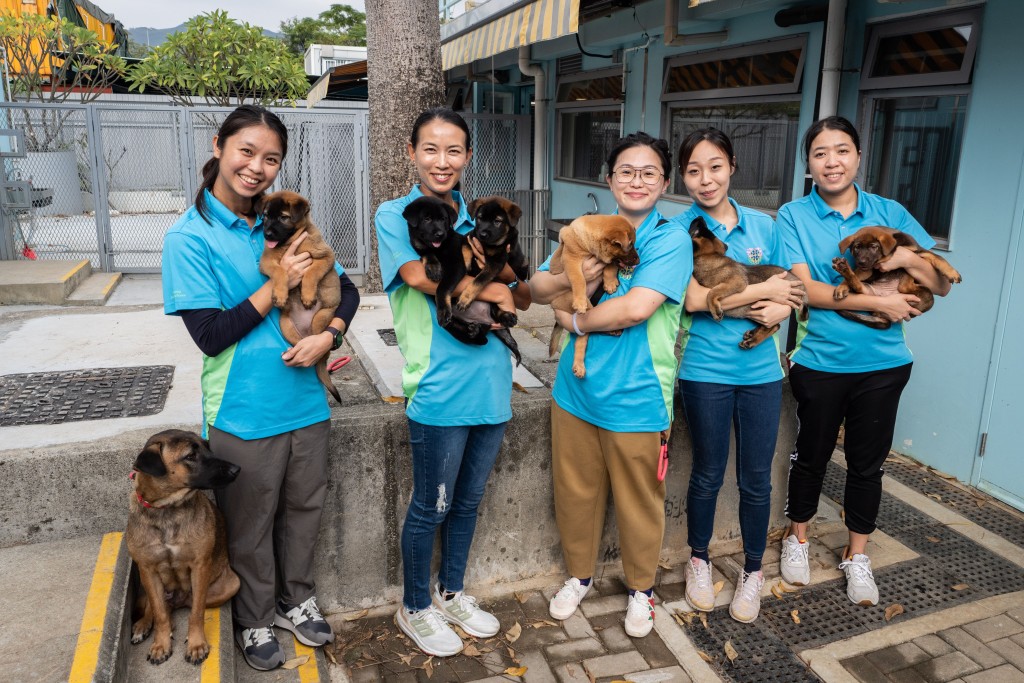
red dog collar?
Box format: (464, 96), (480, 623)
(128, 470), (163, 509)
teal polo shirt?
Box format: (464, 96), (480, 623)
(675, 199), (790, 385)
(375, 186), (513, 426)
(779, 184), (936, 373)
(162, 190), (335, 439)
(538, 209), (691, 432)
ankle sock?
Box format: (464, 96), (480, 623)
(743, 557), (762, 574)
(629, 587), (654, 597)
(691, 548), (710, 563)
(577, 577), (591, 587)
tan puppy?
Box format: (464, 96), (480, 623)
(126, 430), (241, 665)
(257, 190), (342, 402)
(548, 215), (640, 378)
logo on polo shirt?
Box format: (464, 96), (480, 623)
(746, 247), (764, 265)
(619, 265), (635, 280)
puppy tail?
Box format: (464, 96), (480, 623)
(493, 328), (522, 366)
(317, 358), (342, 403)
(549, 325), (564, 357)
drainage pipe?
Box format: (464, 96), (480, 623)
(817, 0), (848, 119)
(518, 46), (546, 193)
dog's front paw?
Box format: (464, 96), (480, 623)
(495, 311), (518, 328)
(949, 269), (963, 284)
(572, 297), (590, 314)
(455, 292), (474, 310)
(832, 257), (851, 274)
(301, 294), (317, 309)
(131, 618), (152, 644)
(604, 281), (619, 294)
(271, 288), (289, 308)
(709, 300), (725, 322)
(572, 360), (587, 378)
(833, 283), (850, 301)
(184, 639), (210, 665)
(147, 641), (172, 665)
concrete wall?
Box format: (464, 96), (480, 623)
(0, 364), (798, 612)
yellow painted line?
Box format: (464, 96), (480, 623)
(100, 274), (120, 297)
(60, 259), (90, 283)
(201, 607), (221, 683)
(294, 640), (320, 683)
(68, 532), (123, 683)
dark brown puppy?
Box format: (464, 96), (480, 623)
(689, 217), (807, 349)
(257, 190), (341, 402)
(126, 430), (241, 666)
(831, 226), (961, 329)
(548, 214), (639, 378)
(457, 196), (529, 310)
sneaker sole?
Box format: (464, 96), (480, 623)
(393, 612), (463, 657)
(683, 592), (714, 613)
(729, 606), (759, 623)
(234, 632), (285, 671)
(624, 621), (654, 638)
(853, 598), (878, 606)
(430, 597), (500, 638)
(548, 603), (580, 621)
(273, 613), (334, 647)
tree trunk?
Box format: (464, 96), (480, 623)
(363, 0), (445, 293)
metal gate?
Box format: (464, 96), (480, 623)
(0, 102), (370, 274)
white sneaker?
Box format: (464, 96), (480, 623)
(548, 577), (591, 620)
(624, 590), (655, 637)
(780, 534), (811, 586)
(394, 605), (463, 657)
(839, 553), (879, 606)
(432, 585), (500, 638)
(729, 570), (765, 623)
(683, 557), (715, 612)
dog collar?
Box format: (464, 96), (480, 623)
(128, 470), (164, 509)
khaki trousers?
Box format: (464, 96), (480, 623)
(551, 402), (665, 590)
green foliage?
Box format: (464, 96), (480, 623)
(125, 37), (151, 59)
(280, 3), (366, 56)
(126, 10), (309, 107)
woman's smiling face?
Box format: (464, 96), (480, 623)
(807, 127), (861, 198)
(606, 145), (670, 223)
(407, 119), (472, 200)
(211, 124), (283, 210)
(682, 139), (735, 213)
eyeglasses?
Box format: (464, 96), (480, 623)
(612, 166), (664, 185)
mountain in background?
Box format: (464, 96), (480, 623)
(128, 23), (282, 48)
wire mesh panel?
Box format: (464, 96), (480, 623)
(0, 104), (101, 266)
(96, 107), (189, 271)
(460, 114), (529, 200)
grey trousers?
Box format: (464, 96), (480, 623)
(209, 420), (330, 628)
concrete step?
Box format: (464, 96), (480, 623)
(66, 271), (123, 306)
(0, 258), (92, 304)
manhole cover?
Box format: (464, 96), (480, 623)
(0, 366), (174, 426)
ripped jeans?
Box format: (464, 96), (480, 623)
(401, 418), (508, 610)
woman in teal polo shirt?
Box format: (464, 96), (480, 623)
(375, 108), (531, 658)
(777, 116), (953, 606)
(674, 128), (805, 624)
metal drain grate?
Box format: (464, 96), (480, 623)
(0, 366), (174, 426)
(760, 586), (871, 651)
(377, 328), (398, 346)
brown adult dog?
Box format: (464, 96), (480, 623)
(126, 430), (241, 665)
(831, 226), (961, 329)
(548, 214), (639, 378)
(257, 190), (341, 402)
(457, 195), (530, 310)
(689, 217), (807, 349)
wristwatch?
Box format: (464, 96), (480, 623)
(325, 325), (345, 350)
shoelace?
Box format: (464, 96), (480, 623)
(448, 591), (479, 614)
(629, 591), (654, 613)
(736, 571), (763, 602)
(839, 558), (874, 585)
(690, 558), (712, 589)
(555, 579), (583, 601)
(245, 627), (275, 647)
(414, 606), (449, 633)
(292, 596), (324, 623)
(784, 540), (809, 566)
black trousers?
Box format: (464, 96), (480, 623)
(785, 362), (912, 535)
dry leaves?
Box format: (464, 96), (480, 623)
(505, 666), (529, 677)
(343, 608), (369, 621)
(462, 643), (482, 657)
(282, 655), (309, 669)
(658, 559), (673, 570)
(672, 609), (696, 626)
(697, 650), (713, 663)
(424, 656), (434, 678)
(505, 622), (522, 643)
(382, 395), (405, 403)
(884, 603), (905, 621)
(771, 581), (797, 599)
(713, 580), (725, 595)
(927, 493), (943, 502)
(926, 536), (941, 543)
(514, 591), (529, 603)
(699, 612), (709, 629)
(324, 647), (338, 664)
(530, 620), (559, 628)
(724, 640), (739, 662)
(512, 382), (529, 394)
(952, 583), (969, 591)
(790, 610), (801, 624)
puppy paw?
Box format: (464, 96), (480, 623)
(271, 289), (289, 308)
(147, 642), (172, 665)
(833, 283), (849, 301)
(832, 257), (852, 275)
(709, 302), (725, 322)
(496, 311), (518, 328)
(131, 619), (152, 644)
(949, 269), (962, 284)
(572, 361), (587, 379)
(604, 281), (619, 294)
(606, 329), (623, 337)
(572, 298), (590, 314)
(455, 293), (473, 310)
(184, 640), (210, 665)
(301, 295), (317, 309)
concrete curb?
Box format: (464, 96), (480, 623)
(84, 533), (132, 683)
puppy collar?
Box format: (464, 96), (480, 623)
(129, 469), (173, 509)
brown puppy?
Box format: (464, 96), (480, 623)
(457, 196), (529, 310)
(548, 214), (639, 378)
(831, 226), (961, 329)
(689, 217), (807, 349)
(126, 430), (241, 666)
(257, 190), (342, 403)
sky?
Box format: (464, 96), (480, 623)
(94, 1), (366, 31)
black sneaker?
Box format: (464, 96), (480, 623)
(274, 596), (335, 647)
(235, 626), (285, 671)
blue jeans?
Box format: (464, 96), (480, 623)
(680, 379), (781, 564)
(401, 418), (508, 610)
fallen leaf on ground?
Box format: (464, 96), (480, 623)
(671, 612), (684, 626)
(507, 646), (517, 660)
(840, 509), (846, 521)
(424, 657), (434, 678)
(452, 625), (470, 639)
(342, 608), (369, 621)
(884, 604), (904, 621)
(514, 591), (528, 603)
(463, 643), (482, 657)
(926, 536), (941, 543)
(697, 650), (713, 663)
(324, 648), (338, 664)
(505, 666), (528, 677)
(790, 610), (801, 624)
(724, 640), (739, 662)
(927, 493), (943, 502)
(399, 654), (415, 666)
(282, 655), (309, 669)
(952, 583), (969, 591)
(713, 580), (725, 595)
(382, 395), (405, 403)
(771, 583), (786, 600)
(699, 612), (709, 629)
(658, 559), (672, 569)
(512, 382), (528, 394)
(778, 581), (797, 593)
(674, 609), (695, 625)
(505, 622), (522, 643)
(976, 500), (987, 508)
(530, 620), (559, 628)
(767, 527), (787, 543)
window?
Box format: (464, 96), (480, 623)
(860, 8), (980, 246)
(555, 69), (622, 183)
(662, 37), (806, 211)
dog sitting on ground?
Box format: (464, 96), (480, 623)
(456, 195), (530, 310)
(402, 195), (521, 363)
(547, 214), (639, 378)
(689, 217), (808, 349)
(125, 429), (241, 666)
(831, 226), (962, 329)
(257, 190), (341, 403)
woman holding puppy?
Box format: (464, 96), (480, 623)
(374, 108), (531, 657)
(530, 132), (691, 638)
(778, 116), (952, 606)
(672, 128), (804, 624)
(162, 105), (359, 670)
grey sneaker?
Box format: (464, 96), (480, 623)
(683, 557), (715, 612)
(432, 585), (500, 637)
(395, 605), (463, 657)
(274, 595), (334, 647)
(839, 553), (879, 606)
(235, 626), (285, 671)
(729, 570), (765, 623)
(780, 534), (810, 586)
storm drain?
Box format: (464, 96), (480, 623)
(0, 366), (174, 426)
(377, 328), (398, 346)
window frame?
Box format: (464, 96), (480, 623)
(554, 67), (624, 184)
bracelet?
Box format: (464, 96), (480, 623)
(572, 312), (587, 336)
(507, 278), (519, 291)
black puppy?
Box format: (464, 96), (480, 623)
(402, 196), (522, 364)
(457, 196), (529, 314)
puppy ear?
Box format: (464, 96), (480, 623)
(506, 202), (522, 226)
(444, 202), (458, 226)
(253, 195), (267, 217)
(467, 198), (481, 218)
(295, 197), (311, 221)
(401, 202), (420, 226)
(877, 231), (898, 256)
(133, 442), (167, 477)
(688, 217), (708, 239)
(838, 234), (856, 255)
